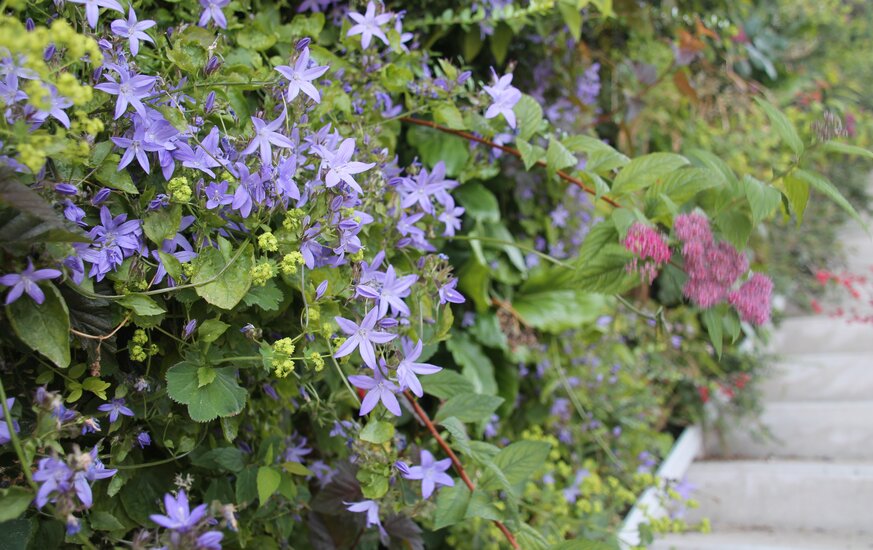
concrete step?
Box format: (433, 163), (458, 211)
(681, 460), (873, 534)
(706, 401), (873, 460)
(761, 353), (873, 401)
(768, 316), (873, 354)
(653, 529), (873, 550)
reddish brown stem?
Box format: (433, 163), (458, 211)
(399, 116), (622, 209)
(404, 391), (520, 549)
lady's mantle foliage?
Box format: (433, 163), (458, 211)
(0, 0), (865, 548)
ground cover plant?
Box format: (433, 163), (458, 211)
(0, 1), (870, 549)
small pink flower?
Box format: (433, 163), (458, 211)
(729, 273), (774, 325)
(623, 222), (671, 284)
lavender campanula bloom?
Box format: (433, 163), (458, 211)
(182, 319), (198, 338)
(284, 433), (312, 463)
(198, 0), (230, 29)
(316, 137), (375, 195)
(395, 338), (441, 397)
(438, 196), (465, 237)
(483, 69), (522, 129)
(334, 307), (396, 369)
(150, 490), (208, 532)
(63, 200), (86, 226)
(39, 86), (73, 128)
(204, 57), (221, 77)
(399, 449), (454, 499)
(94, 66), (157, 120)
(348, 366), (401, 416)
(315, 280), (329, 300)
(136, 431), (151, 448)
(110, 7), (156, 57)
(347, 1), (393, 49)
(97, 398), (134, 423)
(204, 180), (233, 209)
(275, 46), (329, 103)
(0, 398), (19, 444)
(0, 259), (62, 305)
(91, 187), (111, 205)
(438, 277), (465, 305)
(241, 110), (295, 165)
(356, 264), (417, 318)
(69, 0), (124, 28)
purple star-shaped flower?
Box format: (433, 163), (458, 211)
(198, 0), (230, 29)
(483, 69), (522, 129)
(241, 110), (295, 165)
(398, 449), (454, 499)
(150, 490), (207, 532)
(438, 277), (465, 305)
(347, 1), (393, 49)
(110, 7), (156, 57)
(438, 197), (465, 237)
(69, 0), (124, 29)
(97, 398), (134, 423)
(275, 47), (329, 103)
(395, 339), (441, 397)
(0, 259), (61, 305)
(356, 264), (417, 318)
(34, 457), (73, 509)
(39, 86), (73, 128)
(204, 180), (233, 209)
(334, 307), (396, 369)
(317, 138), (375, 194)
(0, 398), (20, 445)
(349, 366), (401, 416)
(94, 66), (157, 120)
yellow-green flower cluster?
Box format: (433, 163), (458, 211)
(280, 252), (305, 275)
(271, 338), (296, 378)
(282, 208), (306, 231)
(250, 260), (276, 286)
(168, 177), (192, 203)
(129, 329), (158, 362)
(258, 232), (279, 252)
(308, 351), (325, 372)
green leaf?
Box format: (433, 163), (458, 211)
(433, 484), (471, 530)
(686, 149), (736, 187)
(198, 319), (230, 343)
(235, 466), (258, 505)
(576, 222), (619, 264)
(743, 175), (782, 224)
(359, 420), (395, 444)
(434, 393), (504, 423)
(702, 308), (723, 358)
(454, 183), (499, 222)
(8, 283), (70, 368)
(783, 173), (810, 222)
(794, 169), (865, 228)
(0, 487), (33, 522)
(89, 511), (125, 531)
(117, 294), (166, 316)
(257, 467), (281, 506)
(458, 258), (491, 312)
(237, 29), (277, 51)
(95, 158), (138, 194)
(823, 141), (873, 160)
(483, 440), (551, 491)
(197, 367), (216, 388)
(82, 377), (111, 400)
(465, 489), (503, 521)
(447, 332), (497, 395)
(714, 210), (753, 250)
(192, 447), (246, 473)
(434, 103), (466, 130)
(754, 98), (804, 156)
(439, 416), (473, 456)
(558, 0), (583, 41)
(546, 138), (577, 175)
(611, 153), (690, 195)
(166, 360), (247, 422)
(512, 291), (605, 333)
(282, 461), (314, 476)
(517, 140), (546, 171)
(422, 369), (475, 400)
(563, 135), (629, 175)
(489, 23), (512, 64)
(515, 95), (544, 142)
(549, 540), (616, 550)
(575, 244), (639, 294)
(407, 125), (470, 177)
(192, 242), (254, 310)
(158, 251), (183, 282)
(143, 205), (182, 246)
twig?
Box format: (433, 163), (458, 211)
(404, 391), (520, 549)
(400, 116), (621, 209)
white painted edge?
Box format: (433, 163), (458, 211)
(616, 425), (703, 549)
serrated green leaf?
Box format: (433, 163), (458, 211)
(702, 308), (723, 358)
(89, 511), (125, 531)
(0, 487), (33, 522)
(421, 369), (475, 400)
(515, 95), (543, 142)
(282, 461), (314, 476)
(433, 484), (471, 530)
(783, 173), (810, 222)
(166, 360), (247, 422)
(192, 243), (254, 310)
(197, 367), (216, 388)
(117, 294), (165, 316)
(743, 175), (781, 224)
(715, 210), (753, 250)
(575, 244), (639, 294)
(483, 440), (551, 491)
(359, 420), (395, 444)
(198, 319), (230, 343)
(447, 332), (497, 395)
(82, 377), (111, 400)
(755, 97), (804, 156)
(823, 141), (873, 160)
(454, 182), (500, 222)
(8, 283), (70, 368)
(512, 291), (605, 333)
(549, 540), (616, 550)
(434, 393), (503, 423)
(257, 467), (281, 506)
(434, 103), (465, 130)
(95, 158), (139, 194)
(546, 138), (577, 175)
(143, 206), (182, 246)
(517, 139), (545, 170)
(465, 489), (504, 521)
(794, 169), (865, 228)
(611, 153), (689, 195)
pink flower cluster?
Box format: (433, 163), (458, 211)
(623, 222), (671, 284)
(674, 212), (773, 325)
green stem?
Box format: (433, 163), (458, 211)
(0, 378), (36, 489)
